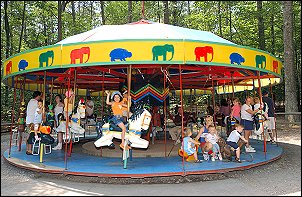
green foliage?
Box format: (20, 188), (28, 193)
(1, 1), (301, 121)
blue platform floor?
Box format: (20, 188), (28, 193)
(3, 139), (283, 178)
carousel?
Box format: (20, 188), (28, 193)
(2, 19), (283, 178)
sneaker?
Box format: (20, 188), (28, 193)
(271, 140), (277, 144)
(211, 156), (215, 162)
(235, 157), (242, 163)
(218, 154), (223, 161)
(52, 144), (62, 150)
(203, 153), (209, 161)
(245, 146), (256, 153)
(247, 145), (255, 150)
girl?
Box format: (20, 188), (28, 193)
(105, 90), (131, 149)
(230, 97), (241, 122)
(182, 129), (201, 163)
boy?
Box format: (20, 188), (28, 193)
(226, 124), (248, 162)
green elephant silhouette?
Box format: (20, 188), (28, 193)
(255, 55), (266, 69)
(39, 50), (54, 67)
(152, 44), (174, 61)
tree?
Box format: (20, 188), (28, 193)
(283, 1), (299, 122)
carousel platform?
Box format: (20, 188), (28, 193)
(3, 137), (283, 178)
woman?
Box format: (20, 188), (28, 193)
(240, 96), (261, 153)
(52, 94), (64, 150)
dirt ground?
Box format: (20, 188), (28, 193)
(1, 116), (301, 195)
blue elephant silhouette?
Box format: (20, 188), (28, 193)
(109, 48), (132, 61)
(230, 53), (245, 65)
(18, 59), (28, 71)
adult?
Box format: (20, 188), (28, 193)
(26, 91), (42, 126)
(25, 91), (42, 154)
(220, 98), (231, 117)
(52, 94), (64, 150)
(85, 95), (95, 118)
(262, 90), (276, 144)
(240, 96), (261, 152)
(168, 106), (192, 144)
(195, 115), (214, 160)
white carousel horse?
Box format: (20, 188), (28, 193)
(55, 99), (86, 136)
(94, 108), (152, 149)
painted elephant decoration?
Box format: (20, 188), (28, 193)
(109, 48), (132, 61)
(194, 46), (214, 62)
(255, 55), (266, 69)
(39, 50), (54, 67)
(152, 44), (174, 61)
(230, 52), (245, 65)
(18, 59), (28, 71)
(70, 47), (90, 64)
(6, 61), (12, 75)
(273, 60), (278, 73)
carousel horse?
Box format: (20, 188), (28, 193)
(54, 99), (86, 136)
(94, 108), (152, 149)
(217, 137), (245, 161)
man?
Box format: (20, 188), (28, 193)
(25, 91), (42, 155)
(85, 96), (94, 118)
(262, 90), (276, 144)
(168, 106), (193, 144)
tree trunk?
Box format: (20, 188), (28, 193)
(270, 14), (275, 54)
(128, 1), (132, 23)
(257, 1), (266, 50)
(157, 1), (161, 23)
(58, 1), (63, 42)
(218, 1), (222, 37)
(18, 1), (26, 53)
(172, 1), (177, 25)
(4, 1), (11, 58)
(283, 1), (299, 123)
(100, 1), (105, 25)
(228, 2), (232, 41)
(71, 1), (76, 34)
(163, 1), (169, 24)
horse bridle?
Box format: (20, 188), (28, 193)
(141, 111), (152, 127)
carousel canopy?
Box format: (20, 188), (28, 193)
(2, 19), (282, 96)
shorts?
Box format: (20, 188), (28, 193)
(240, 119), (254, 130)
(267, 117), (276, 130)
(226, 141), (239, 150)
(111, 115), (123, 125)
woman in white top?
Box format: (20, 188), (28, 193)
(54, 94), (64, 127)
(53, 94), (64, 150)
(240, 96), (261, 152)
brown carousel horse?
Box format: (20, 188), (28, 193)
(217, 137), (246, 161)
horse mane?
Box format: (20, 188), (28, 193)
(129, 108), (145, 121)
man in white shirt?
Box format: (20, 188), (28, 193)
(26, 91), (42, 126)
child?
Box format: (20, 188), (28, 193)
(45, 104), (55, 131)
(26, 100), (43, 155)
(182, 128), (202, 163)
(226, 124), (248, 163)
(230, 97), (241, 122)
(205, 125), (223, 161)
(253, 97), (269, 120)
(105, 90), (131, 149)
(121, 90), (131, 122)
(64, 89), (75, 120)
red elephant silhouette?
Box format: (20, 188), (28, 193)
(273, 60), (278, 73)
(70, 47), (90, 64)
(194, 46), (214, 62)
(6, 61), (12, 75)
